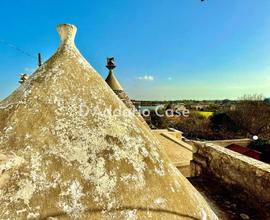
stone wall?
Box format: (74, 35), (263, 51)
(191, 141), (270, 204)
(205, 138), (252, 147)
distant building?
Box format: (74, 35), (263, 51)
(191, 104), (209, 111)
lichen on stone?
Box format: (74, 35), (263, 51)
(58, 180), (85, 218)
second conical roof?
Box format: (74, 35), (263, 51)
(105, 70), (124, 91)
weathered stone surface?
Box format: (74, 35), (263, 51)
(113, 90), (147, 125)
(191, 141), (270, 205)
(0, 24), (218, 219)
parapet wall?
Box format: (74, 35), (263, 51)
(191, 141), (270, 204)
(205, 138), (251, 147)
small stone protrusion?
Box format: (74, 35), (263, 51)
(19, 74), (29, 84)
(38, 53), (42, 67)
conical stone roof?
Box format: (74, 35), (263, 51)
(105, 71), (123, 91)
(105, 62), (148, 126)
(0, 24), (218, 220)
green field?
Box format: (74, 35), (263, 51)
(195, 111), (213, 118)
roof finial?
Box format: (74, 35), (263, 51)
(106, 57), (116, 71)
(57, 24), (77, 46)
(105, 57), (123, 91)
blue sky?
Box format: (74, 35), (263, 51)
(0, 0), (269, 100)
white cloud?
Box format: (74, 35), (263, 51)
(137, 75), (154, 81)
(168, 77), (172, 80)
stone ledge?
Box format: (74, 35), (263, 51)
(191, 141), (270, 205)
(205, 138), (252, 147)
(160, 132), (193, 152)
